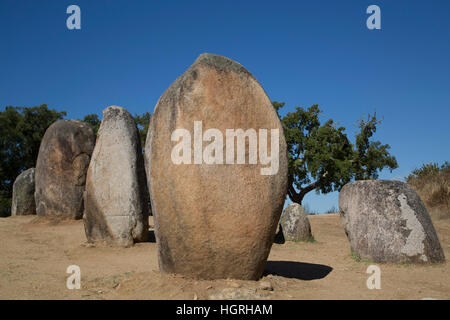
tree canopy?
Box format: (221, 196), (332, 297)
(82, 114), (101, 135)
(274, 102), (398, 204)
(133, 112), (151, 147)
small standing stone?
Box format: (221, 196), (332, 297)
(11, 168), (36, 216)
(280, 203), (313, 242)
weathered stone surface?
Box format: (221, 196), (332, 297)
(145, 53), (288, 280)
(339, 180), (445, 263)
(11, 168), (36, 216)
(83, 106), (149, 247)
(35, 120), (95, 219)
(280, 204), (312, 242)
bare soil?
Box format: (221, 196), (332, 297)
(0, 214), (449, 300)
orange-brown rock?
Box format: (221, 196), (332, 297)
(145, 53), (288, 280)
(35, 120), (95, 219)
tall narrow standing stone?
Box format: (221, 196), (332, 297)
(145, 53), (288, 280)
(35, 120), (95, 219)
(83, 106), (149, 247)
(11, 168), (36, 216)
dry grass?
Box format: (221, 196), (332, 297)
(407, 162), (450, 220)
(1, 214), (450, 299)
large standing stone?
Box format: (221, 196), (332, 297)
(11, 168), (36, 216)
(339, 180), (445, 263)
(83, 106), (149, 247)
(280, 204), (313, 242)
(35, 120), (95, 219)
(145, 53), (288, 280)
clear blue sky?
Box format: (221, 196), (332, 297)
(1, 0), (449, 213)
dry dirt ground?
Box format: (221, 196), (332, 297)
(0, 213), (449, 300)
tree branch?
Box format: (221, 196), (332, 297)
(289, 171), (328, 205)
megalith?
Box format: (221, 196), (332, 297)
(11, 168), (36, 216)
(339, 180), (445, 263)
(83, 106), (149, 247)
(145, 53), (288, 280)
(35, 120), (95, 219)
(280, 203), (313, 242)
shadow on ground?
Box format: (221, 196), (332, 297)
(147, 230), (156, 243)
(264, 261), (333, 280)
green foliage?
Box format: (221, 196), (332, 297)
(82, 114), (101, 135)
(306, 235), (319, 244)
(133, 112), (152, 215)
(0, 105), (66, 216)
(353, 113), (398, 180)
(406, 161), (450, 182)
(134, 112), (151, 148)
(274, 102), (398, 204)
(350, 249), (374, 263)
(0, 197), (12, 218)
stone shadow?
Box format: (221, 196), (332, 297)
(147, 230), (156, 243)
(264, 261), (333, 280)
(273, 224), (285, 244)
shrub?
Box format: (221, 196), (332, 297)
(406, 162), (450, 219)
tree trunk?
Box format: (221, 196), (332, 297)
(287, 180), (322, 205)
